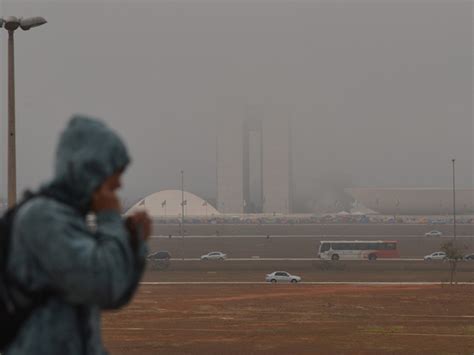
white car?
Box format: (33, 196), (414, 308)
(425, 230), (442, 237)
(200, 251), (227, 261)
(265, 271), (301, 283)
(424, 252), (447, 262)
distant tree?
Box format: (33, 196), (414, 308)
(441, 241), (466, 285)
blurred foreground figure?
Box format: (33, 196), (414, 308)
(5, 115), (150, 355)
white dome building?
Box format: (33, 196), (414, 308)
(126, 190), (219, 217)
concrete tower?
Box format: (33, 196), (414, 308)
(217, 112), (293, 214)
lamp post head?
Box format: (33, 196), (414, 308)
(3, 16), (20, 31)
(19, 16), (47, 30)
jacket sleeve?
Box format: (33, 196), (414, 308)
(103, 223), (148, 309)
(15, 200), (147, 309)
(94, 211), (149, 309)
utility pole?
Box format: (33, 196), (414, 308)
(181, 170), (184, 259)
(452, 159), (456, 241)
(7, 28), (16, 207)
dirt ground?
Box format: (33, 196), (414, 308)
(103, 284), (474, 354)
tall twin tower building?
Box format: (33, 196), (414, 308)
(217, 116), (293, 214)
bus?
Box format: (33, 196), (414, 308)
(317, 240), (399, 261)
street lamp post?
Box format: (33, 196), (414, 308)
(1, 16), (47, 207)
(180, 170), (184, 259)
(452, 159), (456, 241)
(181, 170), (184, 230)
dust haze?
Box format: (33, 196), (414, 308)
(0, 0), (472, 210)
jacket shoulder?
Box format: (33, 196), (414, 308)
(14, 196), (82, 233)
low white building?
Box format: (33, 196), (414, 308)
(346, 188), (474, 215)
(126, 190), (219, 217)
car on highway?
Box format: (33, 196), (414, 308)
(430, 219), (447, 225)
(424, 230), (442, 237)
(265, 271), (301, 283)
(463, 253), (474, 261)
(423, 251), (447, 262)
(147, 250), (171, 270)
(200, 251), (227, 261)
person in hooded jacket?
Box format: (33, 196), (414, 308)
(5, 115), (150, 355)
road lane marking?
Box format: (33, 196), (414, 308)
(140, 281), (474, 285)
(166, 258), (424, 261)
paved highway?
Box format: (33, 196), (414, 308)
(141, 281), (474, 285)
(168, 257), (424, 261)
(148, 234), (474, 258)
(151, 235), (474, 239)
(153, 223), (474, 236)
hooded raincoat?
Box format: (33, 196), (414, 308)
(5, 115), (147, 355)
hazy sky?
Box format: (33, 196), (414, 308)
(0, 0), (472, 205)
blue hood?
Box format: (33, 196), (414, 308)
(44, 115), (130, 212)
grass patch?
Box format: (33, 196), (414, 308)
(361, 325), (405, 334)
(465, 325), (474, 335)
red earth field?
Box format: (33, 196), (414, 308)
(103, 284), (474, 354)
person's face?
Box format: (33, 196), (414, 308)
(102, 170), (123, 192)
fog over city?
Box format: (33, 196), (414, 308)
(0, 0), (472, 208)
(1, 3), (474, 353)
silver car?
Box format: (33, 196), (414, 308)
(464, 253), (474, 261)
(424, 251), (447, 261)
(424, 230), (442, 237)
(265, 271), (301, 283)
(200, 251), (227, 261)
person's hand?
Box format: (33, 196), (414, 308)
(91, 182), (122, 213)
(125, 210), (152, 241)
